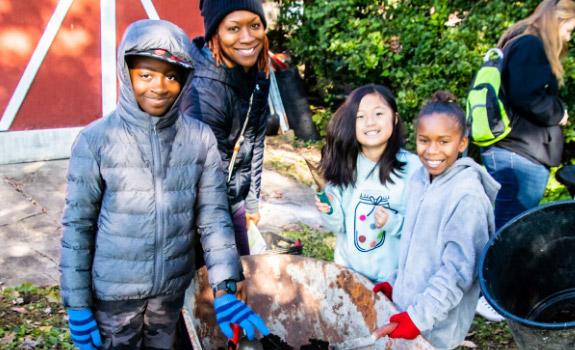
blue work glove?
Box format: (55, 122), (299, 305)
(67, 309), (102, 350)
(214, 294), (270, 340)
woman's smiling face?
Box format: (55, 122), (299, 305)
(216, 10), (265, 71)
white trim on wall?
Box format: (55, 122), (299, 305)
(141, 0), (160, 20)
(0, 127), (82, 165)
(100, 0), (117, 117)
(0, 0), (75, 131)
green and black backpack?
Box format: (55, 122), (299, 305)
(465, 48), (512, 147)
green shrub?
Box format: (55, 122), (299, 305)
(276, 0), (575, 164)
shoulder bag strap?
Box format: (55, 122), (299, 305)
(227, 91), (255, 183)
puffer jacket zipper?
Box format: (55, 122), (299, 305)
(150, 123), (165, 295)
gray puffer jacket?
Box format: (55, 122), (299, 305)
(59, 19), (240, 309)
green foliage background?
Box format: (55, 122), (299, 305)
(274, 0), (575, 165)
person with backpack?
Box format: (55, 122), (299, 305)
(481, 0), (574, 231)
(466, 0), (575, 322)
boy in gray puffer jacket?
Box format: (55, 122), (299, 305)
(59, 19), (268, 350)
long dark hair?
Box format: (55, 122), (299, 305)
(320, 84), (406, 188)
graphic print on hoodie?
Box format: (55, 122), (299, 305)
(319, 150), (421, 282)
(354, 193), (398, 252)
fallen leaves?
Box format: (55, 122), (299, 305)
(18, 336), (39, 349)
(10, 307), (29, 314)
(460, 340), (478, 348)
(463, 317), (517, 349)
(0, 333), (15, 344)
(1, 284), (75, 348)
(45, 291), (60, 304)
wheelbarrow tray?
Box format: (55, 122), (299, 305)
(182, 254), (433, 349)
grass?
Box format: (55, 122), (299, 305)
(0, 283), (75, 349)
(541, 166), (573, 204)
(462, 318), (517, 350)
(263, 133), (322, 187)
(281, 223), (336, 262)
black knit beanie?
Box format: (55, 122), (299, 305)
(200, 0), (267, 41)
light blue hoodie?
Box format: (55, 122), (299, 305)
(320, 149), (421, 282)
(390, 157), (500, 350)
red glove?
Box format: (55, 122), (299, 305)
(389, 312), (420, 340)
(373, 282), (393, 301)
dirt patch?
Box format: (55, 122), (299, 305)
(263, 134), (322, 187)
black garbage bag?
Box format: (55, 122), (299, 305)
(556, 165), (575, 198)
(275, 68), (320, 141)
(265, 108), (280, 136)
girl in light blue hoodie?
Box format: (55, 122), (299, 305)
(383, 91), (500, 349)
(315, 84), (420, 283)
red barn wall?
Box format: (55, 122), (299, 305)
(0, 0), (202, 132)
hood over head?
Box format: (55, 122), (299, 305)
(116, 19), (194, 128)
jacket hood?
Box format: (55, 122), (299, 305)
(190, 37), (232, 84)
(427, 157), (500, 204)
(116, 19), (194, 129)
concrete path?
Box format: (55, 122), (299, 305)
(0, 160), (67, 287)
(0, 160), (324, 287)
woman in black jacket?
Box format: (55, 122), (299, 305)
(181, 0), (270, 258)
(481, 0), (575, 231)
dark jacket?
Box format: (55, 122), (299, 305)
(180, 37), (269, 214)
(59, 20), (240, 309)
(497, 34), (564, 167)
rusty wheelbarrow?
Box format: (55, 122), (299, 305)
(183, 254), (433, 349)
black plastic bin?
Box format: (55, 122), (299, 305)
(479, 200), (575, 349)
(276, 67), (320, 141)
(556, 165), (575, 198)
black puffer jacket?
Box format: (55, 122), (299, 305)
(180, 37), (269, 214)
(59, 20), (240, 309)
(497, 34), (564, 167)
